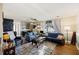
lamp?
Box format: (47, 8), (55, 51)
(64, 26), (70, 44)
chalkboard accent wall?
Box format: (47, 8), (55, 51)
(3, 18), (14, 32)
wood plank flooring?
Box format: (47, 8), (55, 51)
(53, 44), (79, 55)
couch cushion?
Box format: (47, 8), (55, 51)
(57, 35), (64, 40)
(46, 33), (65, 45)
(48, 33), (63, 38)
(48, 33), (58, 38)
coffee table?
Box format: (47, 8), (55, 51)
(36, 37), (46, 48)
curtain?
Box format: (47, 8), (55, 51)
(45, 19), (61, 33)
(53, 19), (61, 33)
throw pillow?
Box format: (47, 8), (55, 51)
(57, 35), (64, 40)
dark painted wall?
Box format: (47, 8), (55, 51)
(3, 18), (13, 32)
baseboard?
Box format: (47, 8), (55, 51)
(65, 41), (71, 44)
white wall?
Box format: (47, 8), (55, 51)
(61, 16), (77, 43)
(13, 20), (21, 36)
(0, 3), (3, 54)
(0, 4), (3, 38)
(76, 16), (79, 50)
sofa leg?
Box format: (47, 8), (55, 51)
(31, 40), (33, 45)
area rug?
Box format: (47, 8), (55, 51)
(0, 49), (2, 55)
(0, 45), (2, 55)
(29, 44), (52, 55)
(15, 41), (57, 55)
(15, 42), (33, 55)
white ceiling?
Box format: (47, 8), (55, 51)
(3, 3), (79, 21)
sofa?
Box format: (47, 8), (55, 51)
(46, 33), (65, 45)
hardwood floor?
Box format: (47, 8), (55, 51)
(15, 40), (79, 55)
(42, 41), (79, 55)
(53, 44), (79, 55)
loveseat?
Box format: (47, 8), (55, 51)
(46, 33), (65, 45)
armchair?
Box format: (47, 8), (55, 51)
(25, 31), (39, 43)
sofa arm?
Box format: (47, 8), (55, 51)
(15, 36), (22, 46)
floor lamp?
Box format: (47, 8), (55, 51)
(64, 26), (70, 44)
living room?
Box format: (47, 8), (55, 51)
(0, 3), (79, 55)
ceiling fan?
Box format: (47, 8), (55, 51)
(30, 18), (38, 22)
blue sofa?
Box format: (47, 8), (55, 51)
(46, 33), (65, 45)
